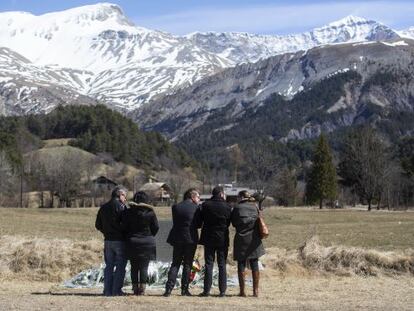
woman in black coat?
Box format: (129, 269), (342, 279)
(231, 190), (265, 297)
(122, 191), (159, 295)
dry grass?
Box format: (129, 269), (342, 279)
(42, 138), (72, 148)
(0, 207), (172, 240)
(0, 207), (414, 310)
(0, 208), (102, 240)
(0, 235), (102, 282)
(261, 236), (414, 277)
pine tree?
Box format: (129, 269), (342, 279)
(305, 134), (337, 208)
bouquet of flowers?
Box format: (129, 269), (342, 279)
(190, 255), (202, 282)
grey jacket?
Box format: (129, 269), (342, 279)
(231, 199), (265, 261)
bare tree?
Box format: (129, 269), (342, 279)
(380, 161), (404, 210)
(243, 140), (282, 193)
(167, 169), (199, 203)
(16, 127), (39, 207)
(0, 150), (17, 206)
(30, 149), (86, 207)
(226, 144), (243, 184)
(273, 167), (298, 206)
(339, 127), (389, 211)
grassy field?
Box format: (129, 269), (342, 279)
(0, 206), (413, 310)
(0, 207), (413, 250)
(0, 206), (172, 240)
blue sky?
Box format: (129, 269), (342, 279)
(1, 0), (414, 35)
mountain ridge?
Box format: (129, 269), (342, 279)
(131, 38), (414, 140)
(0, 3), (412, 116)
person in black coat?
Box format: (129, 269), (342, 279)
(198, 186), (232, 297)
(231, 190), (265, 297)
(163, 188), (201, 297)
(95, 186), (128, 296)
(122, 191), (159, 295)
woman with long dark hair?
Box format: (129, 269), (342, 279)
(122, 191), (159, 295)
(231, 190), (265, 297)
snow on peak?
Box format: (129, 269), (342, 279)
(41, 2), (134, 27)
(0, 2), (155, 72)
(327, 15), (372, 28)
(398, 27), (414, 39)
(0, 3), (410, 114)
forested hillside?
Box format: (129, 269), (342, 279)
(1, 105), (195, 170)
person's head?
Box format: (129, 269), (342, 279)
(183, 188), (200, 205)
(133, 191), (149, 204)
(252, 191), (265, 203)
(212, 186), (225, 199)
(238, 190), (251, 200)
(111, 185), (128, 203)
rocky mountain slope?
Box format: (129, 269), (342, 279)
(132, 39), (414, 141)
(0, 3), (412, 116)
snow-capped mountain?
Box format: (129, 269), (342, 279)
(0, 3), (145, 71)
(399, 27), (414, 39)
(187, 16), (400, 64)
(0, 3), (408, 116)
(132, 39), (414, 140)
(0, 3), (231, 112)
(0, 47), (97, 115)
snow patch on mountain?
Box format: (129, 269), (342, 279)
(0, 3), (409, 115)
(381, 40), (409, 47)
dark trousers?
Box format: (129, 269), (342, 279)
(237, 258), (259, 272)
(130, 257), (150, 284)
(165, 243), (197, 290)
(103, 240), (127, 296)
(203, 245), (228, 294)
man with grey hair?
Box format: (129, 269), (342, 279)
(95, 185), (128, 296)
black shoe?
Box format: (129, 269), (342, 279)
(114, 291), (127, 296)
(198, 292), (210, 297)
(163, 290), (171, 297)
(219, 292), (226, 297)
(181, 289), (192, 296)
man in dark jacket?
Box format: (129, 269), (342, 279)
(198, 186), (232, 297)
(163, 188), (200, 297)
(95, 186), (128, 296)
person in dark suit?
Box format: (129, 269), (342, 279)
(163, 188), (201, 297)
(122, 191), (159, 295)
(198, 186), (232, 297)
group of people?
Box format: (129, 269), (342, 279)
(95, 185), (265, 298)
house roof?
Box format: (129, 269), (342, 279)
(139, 182), (172, 192)
(92, 176), (117, 186)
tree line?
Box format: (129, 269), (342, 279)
(0, 105), (198, 207)
(297, 127), (413, 210)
